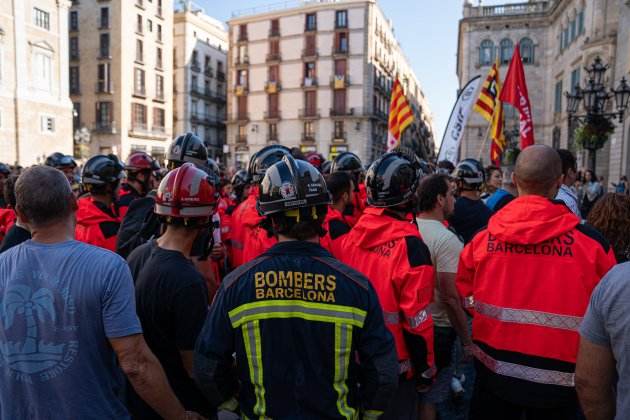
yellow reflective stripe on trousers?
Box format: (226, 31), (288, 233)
(229, 300), (367, 328)
(242, 320), (266, 418)
(334, 323), (356, 420)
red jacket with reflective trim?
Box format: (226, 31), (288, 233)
(456, 196), (616, 403)
(338, 207), (435, 378)
(229, 193), (255, 268)
(0, 209), (16, 243)
(320, 206), (351, 258)
(75, 196), (121, 252)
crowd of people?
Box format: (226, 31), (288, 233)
(0, 132), (629, 420)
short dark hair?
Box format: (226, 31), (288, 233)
(3, 175), (18, 208)
(485, 165), (501, 177)
(416, 174), (450, 212)
(15, 166), (75, 227)
(557, 149), (577, 176)
(437, 160), (455, 173)
(266, 205), (328, 240)
(326, 172), (352, 202)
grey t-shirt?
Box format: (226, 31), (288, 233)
(0, 240), (142, 419)
(580, 262), (630, 419)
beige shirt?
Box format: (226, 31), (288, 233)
(416, 218), (464, 328)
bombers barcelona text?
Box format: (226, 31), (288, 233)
(254, 270), (337, 303)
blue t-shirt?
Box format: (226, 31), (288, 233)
(0, 240), (142, 419)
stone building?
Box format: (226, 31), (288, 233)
(173, 4), (228, 160)
(226, 0), (435, 168)
(69, 0), (173, 163)
(457, 0), (630, 184)
(0, 0), (73, 166)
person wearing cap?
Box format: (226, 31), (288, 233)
(118, 151), (160, 218)
(75, 154), (124, 252)
(194, 155), (399, 419)
(337, 151), (436, 419)
(127, 163), (218, 419)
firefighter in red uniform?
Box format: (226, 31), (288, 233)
(331, 152), (366, 226)
(320, 171), (353, 257)
(221, 170), (248, 268)
(456, 145), (617, 419)
(231, 145), (291, 267)
(118, 151), (160, 218)
(76, 154), (124, 252)
(338, 151), (435, 419)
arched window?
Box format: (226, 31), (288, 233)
(520, 37), (534, 64)
(500, 38), (513, 64)
(479, 39), (494, 66)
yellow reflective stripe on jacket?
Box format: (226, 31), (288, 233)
(229, 300), (367, 328)
(334, 323), (355, 420)
(363, 409), (384, 420)
(242, 320), (266, 418)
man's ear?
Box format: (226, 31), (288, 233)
(14, 206), (29, 226)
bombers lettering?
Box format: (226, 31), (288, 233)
(486, 232), (575, 257)
(254, 270), (337, 303)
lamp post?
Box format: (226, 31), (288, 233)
(565, 57), (630, 171)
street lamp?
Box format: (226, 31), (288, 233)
(565, 56), (630, 170)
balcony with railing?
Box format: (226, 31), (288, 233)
(331, 74), (350, 89)
(191, 61), (201, 72)
(265, 81), (281, 94)
(301, 77), (318, 88)
(235, 55), (250, 67)
(204, 66), (214, 77)
(236, 134), (247, 144)
(330, 107), (354, 117)
(299, 108), (320, 119)
(264, 110), (281, 121)
(332, 131), (347, 143)
(301, 133), (316, 143)
(464, 1), (553, 18)
(129, 122), (149, 135)
(267, 132), (279, 143)
(301, 48), (319, 59)
(228, 112), (250, 123)
(266, 52), (282, 63)
(94, 120), (116, 134)
(217, 70), (226, 81)
(95, 81), (114, 94)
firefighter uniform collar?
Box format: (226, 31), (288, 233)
(264, 240), (332, 257)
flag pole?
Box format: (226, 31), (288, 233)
(477, 122), (493, 161)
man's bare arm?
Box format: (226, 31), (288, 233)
(575, 337), (616, 420)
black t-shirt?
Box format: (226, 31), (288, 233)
(448, 196), (492, 244)
(126, 240), (156, 282)
(0, 224), (31, 253)
(127, 244), (210, 418)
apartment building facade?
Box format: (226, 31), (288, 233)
(173, 5), (228, 160)
(226, 0), (435, 168)
(69, 0), (173, 163)
(457, 0), (630, 183)
(0, 0), (73, 165)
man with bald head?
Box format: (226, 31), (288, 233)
(456, 145), (616, 419)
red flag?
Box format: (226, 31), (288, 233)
(499, 44), (535, 149)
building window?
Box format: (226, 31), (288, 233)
(238, 24), (248, 41)
(192, 99), (198, 116)
(479, 39), (494, 65)
(134, 68), (146, 96)
(578, 10), (585, 35)
(136, 39), (143, 62)
(157, 0), (163, 17)
(69, 11), (79, 31)
(153, 108), (165, 131)
(157, 24), (162, 41)
(72, 102), (81, 129)
(156, 47), (163, 69)
(237, 45), (248, 64)
(499, 38), (513, 64)
(334, 59), (347, 76)
(268, 123), (278, 141)
(520, 38), (534, 64)
(334, 121), (344, 139)
(570, 19), (577, 42)
(304, 62), (316, 82)
(268, 39), (280, 59)
(34, 8), (50, 30)
(333, 89), (346, 114)
(268, 93), (279, 118)
(571, 68), (581, 93)
(554, 80), (563, 113)
(40, 115), (55, 133)
(335, 32), (349, 53)
(191, 74), (198, 91)
(305, 90), (316, 115)
(270, 19), (280, 36)
(335, 10), (348, 29)
(305, 13), (317, 31)
(100, 33), (110, 58)
(32, 51), (52, 91)
(69, 66), (80, 94)
(238, 124), (247, 141)
(148, 19), (153, 33)
(156, 74), (164, 99)
(237, 70), (247, 86)
(100, 7), (109, 29)
(552, 127), (561, 149)
(96, 102), (113, 128)
(137, 14), (143, 34)
(132, 103), (147, 129)
(237, 96), (247, 119)
(70, 37), (79, 60)
(204, 55), (211, 73)
(268, 65), (279, 82)
(563, 27), (569, 49)
(97, 63), (112, 93)
(304, 121), (315, 138)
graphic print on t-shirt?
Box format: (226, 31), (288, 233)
(0, 270), (78, 383)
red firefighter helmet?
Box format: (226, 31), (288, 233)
(305, 152), (324, 171)
(155, 162), (218, 218)
(125, 151), (160, 172)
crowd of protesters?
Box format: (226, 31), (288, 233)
(0, 134), (628, 420)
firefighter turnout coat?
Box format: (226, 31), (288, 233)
(75, 196), (121, 252)
(194, 241), (399, 419)
(456, 196), (616, 407)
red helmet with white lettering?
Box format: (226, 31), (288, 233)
(125, 151), (160, 173)
(155, 162), (218, 220)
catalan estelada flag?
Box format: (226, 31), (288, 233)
(475, 60), (506, 165)
(387, 79), (414, 151)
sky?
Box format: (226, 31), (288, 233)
(191, 0), (523, 148)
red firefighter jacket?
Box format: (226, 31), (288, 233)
(320, 206), (351, 258)
(229, 192), (255, 268)
(456, 196), (616, 406)
(75, 196), (121, 252)
(117, 183), (141, 219)
(338, 207), (435, 379)
(0, 209), (16, 243)
(344, 184), (367, 227)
